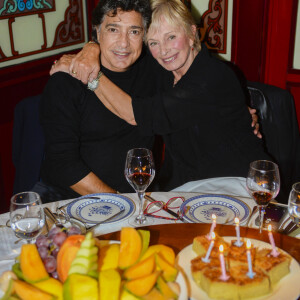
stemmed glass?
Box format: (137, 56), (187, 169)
(288, 182), (300, 227)
(125, 148), (155, 225)
(246, 160), (280, 233)
(10, 192), (45, 243)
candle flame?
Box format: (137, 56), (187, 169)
(219, 244), (224, 252)
(211, 232), (216, 240)
(268, 224), (272, 232)
(234, 217), (239, 225)
(212, 214), (216, 221)
(246, 239), (251, 249)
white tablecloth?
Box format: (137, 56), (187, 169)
(0, 177), (297, 277)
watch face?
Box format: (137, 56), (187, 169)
(88, 79), (98, 90)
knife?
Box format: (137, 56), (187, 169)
(144, 195), (188, 223)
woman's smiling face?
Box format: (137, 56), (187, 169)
(147, 16), (195, 75)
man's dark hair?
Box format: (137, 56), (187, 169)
(91, 0), (152, 41)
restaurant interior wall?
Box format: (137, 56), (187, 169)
(0, 0), (299, 213)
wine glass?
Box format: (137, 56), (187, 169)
(246, 160), (280, 233)
(125, 148), (155, 225)
(288, 182), (300, 227)
(10, 192), (45, 243)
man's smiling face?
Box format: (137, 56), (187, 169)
(97, 9), (144, 72)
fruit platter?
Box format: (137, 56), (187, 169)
(0, 226), (187, 300)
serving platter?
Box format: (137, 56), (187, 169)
(180, 194), (250, 224)
(177, 237), (300, 300)
(66, 193), (135, 225)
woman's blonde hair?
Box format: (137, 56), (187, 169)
(147, 0), (201, 51)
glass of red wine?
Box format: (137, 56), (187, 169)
(246, 160), (280, 233)
(125, 148), (155, 225)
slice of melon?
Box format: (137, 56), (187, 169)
(119, 227), (142, 269)
(20, 244), (49, 283)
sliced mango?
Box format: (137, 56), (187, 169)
(120, 289), (140, 300)
(141, 245), (175, 265)
(156, 276), (178, 299)
(99, 269), (121, 300)
(20, 244), (49, 283)
(142, 287), (168, 300)
(123, 254), (156, 280)
(124, 271), (160, 297)
(155, 253), (178, 282)
(137, 230), (150, 259)
(119, 228), (142, 269)
(33, 277), (63, 300)
(98, 243), (120, 271)
(14, 280), (55, 300)
(63, 273), (98, 300)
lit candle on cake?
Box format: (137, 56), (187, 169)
(207, 214), (217, 240)
(234, 217), (243, 247)
(246, 240), (255, 278)
(202, 232), (215, 263)
(268, 225), (279, 257)
(219, 244), (229, 281)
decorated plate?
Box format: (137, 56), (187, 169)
(177, 237), (300, 300)
(180, 194), (250, 224)
(66, 193), (135, 225)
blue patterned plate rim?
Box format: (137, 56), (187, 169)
(180, 194), (250, 224)
(66, 193), (135, 224)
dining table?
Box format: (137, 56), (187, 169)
(0, 176), (299, 299)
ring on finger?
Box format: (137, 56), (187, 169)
(72, 70), (77, 75)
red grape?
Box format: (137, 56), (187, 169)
(44, 256), (56, 273)
(53, 231), (67, 247)
(36, 235), (50, 248)
(38, 246), (49, 260)
(48, 227), (62, 239)
(51, 271), (59, 279)
(51, 246), (60, 258)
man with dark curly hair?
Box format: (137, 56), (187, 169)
(35, 0), (165, 202)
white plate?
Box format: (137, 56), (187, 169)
(180, 194), (250, 224)
(66, 193), (135, 225)
(177, 237), (300, 300)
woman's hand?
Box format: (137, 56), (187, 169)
(50, 54), (75, 75)
(248, 107), (262, 138)
(69, 42), (101, 84)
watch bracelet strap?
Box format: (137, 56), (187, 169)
(87, 70), (103, 91)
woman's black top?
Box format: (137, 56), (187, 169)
(132, 44), (271, 190)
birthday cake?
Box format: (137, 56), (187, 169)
(191, 235), (291, 299)
(227, 240), (256, 268)
(192, 233), (230, 258)
(255, 248), (291, 286)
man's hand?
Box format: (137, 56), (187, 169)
(248, 107), (262, 139)
(50, 54), (75, 75)
(69, 42), (101, 84)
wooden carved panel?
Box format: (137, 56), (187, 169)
(0, 0), (55, 18)
(0, 0), (86, 64)
(199, 0), (228, 54)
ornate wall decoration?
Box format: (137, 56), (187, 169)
(0, 0), (55, 18)
(52, 0), (84, 47)
(0, 0), (86, 65)
(199, 0), (228, 53)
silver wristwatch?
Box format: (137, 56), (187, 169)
(87, 71), (103, 91)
